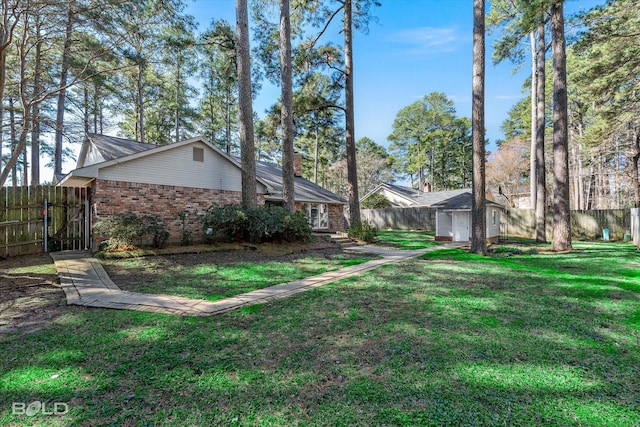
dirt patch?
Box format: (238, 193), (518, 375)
(0, 253), (68, 335)
(1, 241), (359, 333)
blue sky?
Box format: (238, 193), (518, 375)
(185, 0), (604, 156)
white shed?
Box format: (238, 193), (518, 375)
(433, 192), (503, 243)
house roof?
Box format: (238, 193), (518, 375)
(255, 161), (345, 204)
(359, 182), (422, 206)
(84, 134), (156, 163)
(61, 134), (344, 205)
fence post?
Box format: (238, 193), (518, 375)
(43, 198), (48, 253)
(84, 198), (90, 250)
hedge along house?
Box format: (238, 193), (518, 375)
(361, 183), (503, 242)
(59, 134), (346, 248)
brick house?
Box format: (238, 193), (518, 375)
(59, 134), (345, 247)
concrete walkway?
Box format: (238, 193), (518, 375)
(51, 245), (447, 317)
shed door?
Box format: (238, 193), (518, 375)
(453, 212), (469, 242)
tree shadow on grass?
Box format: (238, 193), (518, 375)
(0, 248), (639, 425)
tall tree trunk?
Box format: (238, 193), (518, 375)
(30, 18), (42, 185)
(21, 134), (27, 186)
(236, 0), (257, 209)
(550, 1), (572, 251)
(1, 105), (31, 189)
(54, 0), (74, 178)
(535, 18), (547, 243)
(175, 61), (180, 144)
(83, 85), (90, 134)
(577, 144), (585, 209)
(279, 0), (295, 212)
(344, 0), (360, 225)
(226, 87), (232, 153)
(632, 129), (640, 207)
(529, 31), (537, 210)
(9, 97), (17, 187)
(136, 62), (145, 143)
(0, 0), (15, 178)
(471, 0), (486, 255)
(314, 121), (319, 184)
(0, 14), (6, 177)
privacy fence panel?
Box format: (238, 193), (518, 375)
(503, 208), (630, 241)
(1, 185), (89, 257)
(361, 207), (437, 230)
(631, 208), (640, 246)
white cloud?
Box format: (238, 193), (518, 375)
(389, 27), (461, 55)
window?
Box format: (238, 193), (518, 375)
(301, 203), (329, 229)
(491, 209), (497, 226)
(193, 147), (204, 162)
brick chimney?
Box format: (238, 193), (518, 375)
(423, 182), (432, 193)
(293, 153), (302, 177)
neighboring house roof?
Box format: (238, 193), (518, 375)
(362, 183), (503, 209)
(255, 161), (345, 205)
(360, 183), (423, 207)
(60, 134), (343, 205)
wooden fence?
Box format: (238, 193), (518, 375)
(631, 208), (640, 247)
(362, 206), (632, 241)
(1, 185), (89, 257)
(361, 207), (437, 230)
(501, 209), (630, 241)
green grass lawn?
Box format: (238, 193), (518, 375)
(1, 241), (639, 426)
(100, 254), (374, 301)
(375, 229), (439, 249)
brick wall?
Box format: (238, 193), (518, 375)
(90, 179), (265, 245)
(91, 179), (343, 247)
(328, 203), (345, 232)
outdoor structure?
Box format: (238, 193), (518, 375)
(361, 183), (503, 242)
(59, 134), (345, 247)
(432, 191), (503, 243)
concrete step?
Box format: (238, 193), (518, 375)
(312, 233), (359, 248)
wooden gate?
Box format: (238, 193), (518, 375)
(1, 185), (90, 257)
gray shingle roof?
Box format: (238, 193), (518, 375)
(378, 183), (423, 199)
(414, 188), (472, 207)
(88, 133), (155, 160)
(430, 190), (502, 210)
(255, 161), (345, 204)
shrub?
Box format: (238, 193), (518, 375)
(177, 210), (193, 246)
(201, 205), (312, 244)
(201, 205), (248, 243)
(362, 193), (392, 209)
(348, 220), (378, 242)
(93, 213), (169, 251)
